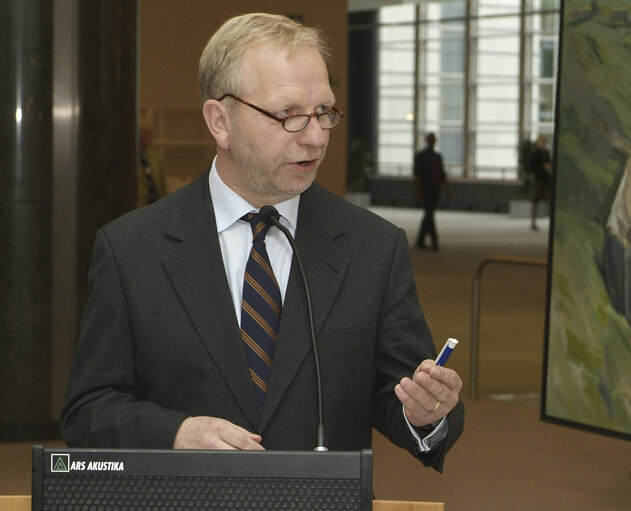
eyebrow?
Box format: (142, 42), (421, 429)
(271, 96), (337, 112)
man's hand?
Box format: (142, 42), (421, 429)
(394, 359), (462, 428)
(173, 416), (265, 450)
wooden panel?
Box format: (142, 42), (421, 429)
(140, 106), (213, 187)
(373, 500), (444, 511)
(0, 495), (29, 511)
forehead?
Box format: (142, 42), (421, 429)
(239, 45), (333, 105)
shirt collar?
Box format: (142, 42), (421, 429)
(209, 157), (300, 233)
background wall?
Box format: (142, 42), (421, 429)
(139, 0), (348, 196)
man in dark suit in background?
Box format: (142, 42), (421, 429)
(414, 133), (451, 251)
(61, 12), (464, 472)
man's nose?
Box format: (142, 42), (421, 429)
(297, 116), (328, 148)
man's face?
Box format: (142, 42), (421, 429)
(218, 45), (335, 207)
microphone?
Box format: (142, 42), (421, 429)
(259, 205), (327, 452)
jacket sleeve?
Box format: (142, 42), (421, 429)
(60, 228), (188, 448)
(371, 228), (464, 472)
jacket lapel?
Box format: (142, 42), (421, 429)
(260, 186), (350, 431)
(161, 174), (260, 428)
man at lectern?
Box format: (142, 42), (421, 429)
(61, 12), (464, 473)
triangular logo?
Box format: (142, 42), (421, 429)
(51, 454), (70, 472)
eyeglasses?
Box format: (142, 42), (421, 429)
(217, 93), (343, 133)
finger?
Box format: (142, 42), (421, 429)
(415, 359), (436, 375)
(411, 369), (445, 404)
(177, 417), (265, 451)
(416, 372), (462, 413)
(221, 424), (265, 451)
(406, 371), (456, 417)
(396, 377), (438, 413)
(396, 382), (443, 428)
(427, 365), (463, 394)
(415, 364), (460, 394)
(212, 435), (265, 451)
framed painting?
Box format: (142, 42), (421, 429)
(542, 0), (631, 440)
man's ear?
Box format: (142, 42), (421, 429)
(202, 100), (230, 150)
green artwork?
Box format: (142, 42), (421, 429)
(543, 0), (631, 438)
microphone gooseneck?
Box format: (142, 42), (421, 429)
(259, 205), (327, 452)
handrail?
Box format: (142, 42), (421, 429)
(469, 255), (547, 400)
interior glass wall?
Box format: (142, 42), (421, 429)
(528, 0), (559, 141)
(421, 1), (467, 177)
(369, 0), (560, 180)
(377, 5), (415, 175)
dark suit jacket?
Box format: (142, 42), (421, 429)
(60, 170), (464, 471)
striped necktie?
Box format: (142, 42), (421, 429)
(240, 212), (282, 411)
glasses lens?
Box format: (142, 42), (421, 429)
(318, 112), (341, 129)
(282, 111), (342, 132)
(283, 116), (310, 132)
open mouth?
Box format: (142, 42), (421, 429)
(292, 159), (317, 168)
(290, 156), (320, 170)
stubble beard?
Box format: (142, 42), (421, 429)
(231, 140), (326, 206)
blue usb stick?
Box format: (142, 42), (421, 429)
(435, 338), (458, 366)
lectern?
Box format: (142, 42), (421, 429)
(31, 445), (373, 510)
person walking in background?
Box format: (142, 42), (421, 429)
(414, 133), (451, 250)
(529, 134), (553, 231)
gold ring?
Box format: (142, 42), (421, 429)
(433, 401), (441, 411)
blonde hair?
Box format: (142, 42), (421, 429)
(198, 13), (331, 103)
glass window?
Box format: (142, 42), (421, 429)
(527, 2), (560, 141)
(420, 2), (467, 175)
(369, 0), (560, 181)
(377, 5), (415, 175)
(540, 40), (555, 77)
(477, 0), (521, 16)
(473, 11), (521, 178)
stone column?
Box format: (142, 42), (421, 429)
(0, 0), (137, 440)
(0, 0), (56, 440)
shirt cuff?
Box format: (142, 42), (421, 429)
(402, 405), (449, 453)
